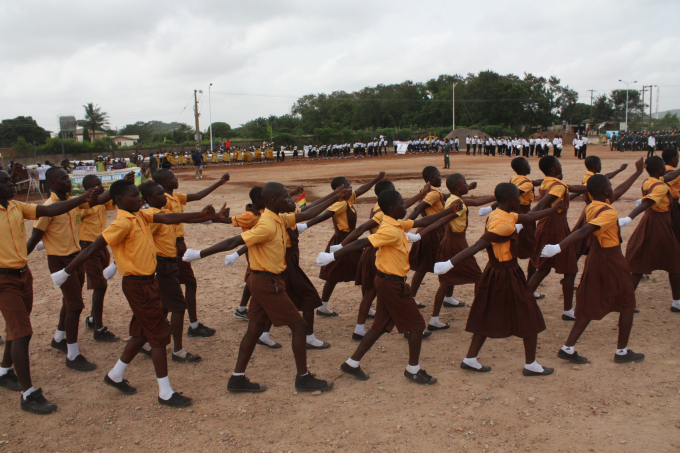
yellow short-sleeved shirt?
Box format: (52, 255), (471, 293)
(486, 209), (518, 262)
(143, 207), (178, 258)
(79, 199), (116, 242)
(445, 195), (467, 233)
(33, 193), (85, 256)
(163, 191), (188, 238)
(368, 216), (414, 277)
(328, 191), (357, 233)
(0, 201), (38, 269)
(665, 165), (680, 199)
(423, 189), (444, 216)
(102, 209), (157, 276)
(540, 176), (567, 213)
(369, 203), (384, 234)
(232, 209), (263, 232)
(241, 209), (296, 274)
(511, 175), (534, 205)
(582, 171), (596, 201)
(642, 177), (670, 212)
(585, 201), (620, 248)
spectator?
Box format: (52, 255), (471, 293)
(148, 152), (157, 177)
(37, 162), (51, 195)
(192, 148), (203, 179)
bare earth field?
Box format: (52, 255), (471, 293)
(1, 145), (679, 453)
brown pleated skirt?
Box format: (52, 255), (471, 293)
(517, 204), (536, 259)
(355, 246), (378, 293)
(409, 224), (446, 274)
(626, 209), (680, 274)
(283, 247), (322, 311)
(319, 231), (362, 282)
(531, 212), (578, 274)
(465, 261), (546, 339)
(436, 231), (482, 286)
(571, 208), (590, 257)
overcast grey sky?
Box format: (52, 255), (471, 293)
(1, 0), (678, 134)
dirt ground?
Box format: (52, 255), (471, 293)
(1, 144), (679, 453)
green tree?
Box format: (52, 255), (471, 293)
(11, 136), (34, 158)
(209, 122), (231, 139)
(561, 102), (591, 125)
(0, 116), (51, 148)
(120, 121), (155, 142)
(82, 127), (90, 142)
(591, 94), (614, 124)
(80, 103), (109, 142)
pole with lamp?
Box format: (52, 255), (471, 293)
(209, 83), (213, 154)
(452, 81), (460, 131)
(618, 79), (637, 132)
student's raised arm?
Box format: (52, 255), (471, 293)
(354, 172), (386, 197)
(294, 188), (351, 223)
(435, 238), (491, 274)
(340, 219), (379, 246)
(186, 173), (230, 202)
(604, 163), (628, 180)
(153, 205), (215, 224)
(611, 158), (644, 202)
(518, 200), (563, 223)
(35, 187), (101, 217)
(403, 183), (431, 208)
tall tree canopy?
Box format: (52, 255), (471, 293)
(0, 116), (51, 147)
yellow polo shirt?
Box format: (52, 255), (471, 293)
(102, 209), (157, 276)
(33, 193), (85, 256)
(327, 192), (357, 233)
(665, 165), (680, 199)
(511, 175), (534, 205)
(368, 216), (414, 277)
(586, 201), (620, 248)
(0, 201), (37, 269)
(486, 209), (519, 262)
(143, 207), (178, 258)
(163, 191), (187, 238)
(445, 195), (468, 233)
(423, 189), (444, 215)
(241, 209), (296, 274)
(643, 177), (671, 212)
(79, 200), (116, 242)
(540, 176), (568, 213)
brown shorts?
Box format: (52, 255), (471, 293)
(80, 242), (110, 291)
(247, 273), (302, 327)
(47, 255), (85, 313)
(155, 258), (187, 313)
(122, 277), (171, 348)
(0, 269), (34, 341)
(372, 277), (425, 334)
(175, 238), (197, 286)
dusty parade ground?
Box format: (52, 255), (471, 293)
(1, 144), (679, 453)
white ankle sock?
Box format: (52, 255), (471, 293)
(533, 292), (541, 298)
(306, 333), (324, 347)
(429, 316), (446, 327)
(259, 332), (276, 346)
(173, 349), (187, 358)
(54, 330), (66, 342)
(345, 358), (360, 368)
(318, 301), (333, 313)
(405, 364), (421, 374)
(616, 348), (628, 356)
(0, 367), (10, 377)
(463, 357), (482, 369)
(66, 342), (80, 361)
(561, 345), (575, 355)
(354, 324), (365, 335)
(232, 372), (245, 376)
(237, 306), (247, 312)
(107, 359), (129, 383)
(22, 387), (35, 400)
(142, 342), (151, 352)
(367, 308), (376, 316)
(443, 296), (461, 305)
(413, 299), (420, 305)
(157, 376), (174, 400)
(563, 309), (575, 319)
(672, 299), (680, 309)
(524, 361), (544, 373)
(190, 321), (199, 330)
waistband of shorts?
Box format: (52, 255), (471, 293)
(48, 253), (79, 259)
(0, 266), (28, 274)
(175, 237), (186, 242)
(376, 270), (407, 282)
(123, 274), (156, 281)
(156, 255), (178, 263)
(252, 270), (281, 277)
(79, 241), (93, 248)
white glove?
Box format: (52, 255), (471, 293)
(224, 252), (240, 267)
(296, 223), (308, 234)
(618, 217), (632, 228)
(103, 263), (117, 280)
(315, 252), (335, 266)
(405, 232), (421, 243)
(635, 199), (642, 207)
(433, 261), (454, 275)
(541, 244), (561, 258)
(35, 241), (45, 251)
(478, 206), (493, 216)
(182, 249), (202, 262)
(51, 269), (70, 287)
(515, 224), (523, 233)
(329, 244), (343, 253)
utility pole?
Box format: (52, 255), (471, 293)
(587, 89), (596, 135)
(193, 90), (201, 149)
(641, 86), (647, 129)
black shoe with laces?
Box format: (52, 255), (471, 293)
(20, 388), (57, 414)
(0, 369), (22, 391)
(93, 327), (119, 343)
(614, 349), (645, 363)
(558, 349), (589, 363)
(103, 375), (137, 394)
(234, 309), (248, 320)
(403, 331), (432, 339)
(295, 372), (334, 392)
(171, 352), (202, 363)
(227, 375), (267, 393)
(187, 323), (216, 337)
(158, 392), (192, 407)
(340, 362), (370, 381)
(85, 317), (95, 329)
(404, 368), (437, 385)
(50, 338), (67, 354)
(65, 354), (97, 372)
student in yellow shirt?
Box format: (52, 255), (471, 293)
(183, 182), (350, 393)
(662, 148), (680, 241)
(53, 179), (217, 407)
(0, 170), (101, 414)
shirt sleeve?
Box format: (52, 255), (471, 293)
(642, 183), (669, 205)
(328, 200), (348, 215)
(517, 180), (533, 194)
(176, 192), (188, 206)
(19, 202), (38, 221)
(423, 191), (441, 206)
(588, 209), (617, 230)
(231, 212), (253, 228)
(279, 213), (297, 229)
(548, 183), (566, 199)
(371, 211), (384, 225)
(368, 228), (402, 248)
(102, 217), (131, 246)
(241, 219), (275, 247)
(400, 219), (415, 233)
(139, 208), (155, 224)
(33, 213), (50, 231)
(488, 218), (517, 236)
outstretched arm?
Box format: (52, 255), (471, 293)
(354, 172), (386, 197)
(294, 188), (350, 222)
(663, 166), (680, 183)
(612, 158), (645, 202)
(412, 199), (462, 228)
(517, 200), (563, 223)
(153, 205), (215, 224)
(199, 235), (246, 258)
(341, 219), (379, 246)
(35, 187), (101, 217)
(64, 236), (109, 274)
(186, 173), (230, 202)
(556, 224), (600, 251)
(406, 200), (430, 220)
(403, 183), (431, 208)
(300, 189), (336, 212)
(461, 195), (496, 207)
(445, 238), (490, 267)
(417, 212), (458, 237)
(604, 163), (628, 180)
(624, 198), (655, 220)
(532, 193), (558, 211)
(332, 238), (371, 260)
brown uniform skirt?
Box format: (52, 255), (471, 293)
(247, 273), (302, 327)
(571, 208), (590, 257)
(80, 242), (110, 291)
(0, 269), (34, 341)
(155, 258), (188, 313)
(517, 204), (536, 260)
(372, 277), (425, 334)
(283, 247), (322, 312)
(319, 231), (362, 282)
(47, 254), (85, 312)
(575, 242), (635, 320)
(355, 246), (378, 293)
(670, 197), (680, 243)
(436, 230), (482, 286)
(122, 277), (171, 348)
(625, 209), (680, 274)
(530, 212), (578, 274)
(409, 224), (446, 274)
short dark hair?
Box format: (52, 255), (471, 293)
(139, 181), (161, 202)
(377, 190), (402, 213)
(587, 174), (609, 196)
(82, 174), (101, 189)
(445, 173), (466, 192)
(261, 182), (286, 201)
(109, 180), (136, 204)
(374, 180), (394, 196)
(584, 156), (601, 171)
(538, 156), (559, 176)
(422, 166), (438, 182)
(494, 182), (519, 203)
(331, 176), (348, 190)
(152, 168), (173, 184)
(511, 157), (528, 173)
(249, 186), (263, 203)
(645, 156), (665, 175)
(662, 148), (679, 165)
(45, 166), (65, 181)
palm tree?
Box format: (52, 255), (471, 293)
(82, 103), (109, 142)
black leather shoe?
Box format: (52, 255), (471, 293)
(103, 375), (137, 394)
(340, 362), (370, 381)
(460, 362), (491, 373)
(557, 349), (588, 363)
(522, 366), (554, 376)
(20, 388), (56, 414)
(404, 369), (437, 385)
(158, 392), (192, 407)
(227, 375), (267, 393)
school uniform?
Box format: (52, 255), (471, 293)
(0, 201), (38, 341)
(665, 165), (680, 242)
(510, 175), (536, 259)
(281, 222), (322, 312)
(572, 171), (595, 257)
(163, 192), (197, 289)
(466, 209), (546, 338)
(79, 200), (115, 291)
(319, 192), (361, 283)
(367, 216), (425, 333)
(436, 196), (482, 286)
(530, 177), (578, 274)
(625, 177), (680, 274)
(409, 188), (446, 273)
(575, 202), (635, 320)
(102, 210), (170, 347)
(232, 207), (264, 284)
(355, 204), (384, 294)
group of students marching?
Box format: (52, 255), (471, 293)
(1, 147), (679, 414)
(458, 135), (573, 159)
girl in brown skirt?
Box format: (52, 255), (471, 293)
(434, 183), (562, 376)
(541, 165), (646, 364)
(619, 156), (680, 313)
(661, 149), (680, 242)
(307, 172), (385, 316)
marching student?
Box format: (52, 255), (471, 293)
(434, 183), (562, 375)
(51, 179), (216, 407)
(541, 162), (646, 364)
(183, 182), (351, 393)
(152, 169), (230, 337)
(319, 190), (462, 384)
(0, 170), (100, 414)
(619, 157), (680, 313)
(661, 148), (680, 241)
